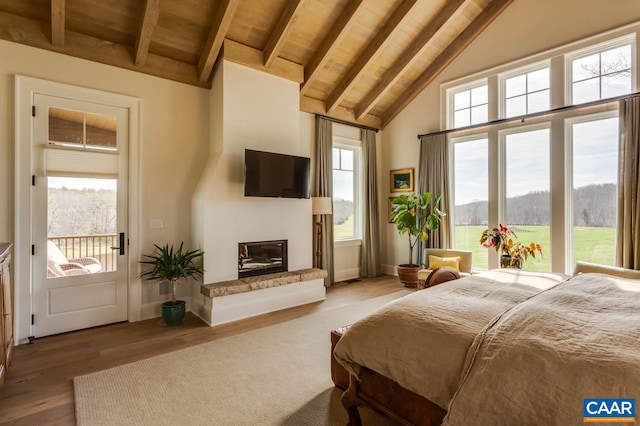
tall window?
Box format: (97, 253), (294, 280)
(503, 127), (551, 272)
(443, 26), (636, 273)
(503, 66), (550, 117)
(568, 114), (618, 266)
(453, 136), (489, 269)
(450, 83), (488, 128)
(333, 143), (361, 240)
(570, 42), (632, 104)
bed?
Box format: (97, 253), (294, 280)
(333, 264), (640, 425)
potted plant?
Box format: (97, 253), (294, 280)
(140, 242), (204, 325)
(479, 224), (542, 269)
(391, 192), (445, 287)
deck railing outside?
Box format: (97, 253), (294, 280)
(48, 234), (118, 273)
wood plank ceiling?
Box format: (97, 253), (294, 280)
(0, 0), (514, 129)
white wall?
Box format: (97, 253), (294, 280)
(193, 61), (313, 290)
(0, 40), (211, 338)
(381, 0), (640, 271)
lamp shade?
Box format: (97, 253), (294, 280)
(312, 197), (333, 215)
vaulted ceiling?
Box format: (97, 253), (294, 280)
(0, 0), (514, 129)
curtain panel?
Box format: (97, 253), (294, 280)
(360, 128), (381, 277)
(617, 96), (640, 269)
(313, 117), (335, 286)
(417, 134), (452, 265)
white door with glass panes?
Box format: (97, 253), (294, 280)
(31, 94), (129, 337)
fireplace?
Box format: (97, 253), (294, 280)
(238, 240), (288, 278)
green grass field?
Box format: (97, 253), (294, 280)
(455, 225), (616, 271)
(336, 218), (615, 272)
(334, 215), (355, 240)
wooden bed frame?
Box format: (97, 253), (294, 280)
(341, 368), (446, 426)
(335, 268), (460, 425)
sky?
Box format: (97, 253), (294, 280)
(48, 176), (117, 191)
(454, 117), (618, 206)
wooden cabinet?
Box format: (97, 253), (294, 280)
(0, 243), (13, 384)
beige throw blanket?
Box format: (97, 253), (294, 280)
(333, 269), (568, 409)
(443, 273), (640, 426)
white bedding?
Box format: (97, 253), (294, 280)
(443, 272), (640, 425)
(333, 269), (568, 409)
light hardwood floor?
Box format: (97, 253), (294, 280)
(0, 275), (406, 425)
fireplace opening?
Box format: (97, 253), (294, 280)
(238, 240), (288, 278)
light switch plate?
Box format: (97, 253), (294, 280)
(149, 219), (163, 229)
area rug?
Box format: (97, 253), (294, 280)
(74, 291), (410, 425)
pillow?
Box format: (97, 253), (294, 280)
(425, 266), (460, 288)
(428, 255), (461, 272)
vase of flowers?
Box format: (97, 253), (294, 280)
(480, 224), (542, 269)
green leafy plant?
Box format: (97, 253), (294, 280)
(391, 192), (445, 266)
(140, 242), (204, 305)
(480, 224), (542, 267)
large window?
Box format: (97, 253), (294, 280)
(568, 114), (618, 267)
(450, 82), (488, 128)
(503, 127), (551, 272)
(502, 66), (550, 118)
(453, 136), (489, 269)
(570, 41), (633, 104)
(333, 143), (361, 240)
(443, 25), (636, 273)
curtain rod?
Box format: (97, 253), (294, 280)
(417, 91), (640, 140)
(316, 114), (379, 133)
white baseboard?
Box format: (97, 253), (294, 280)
(382, 264), (397, 276)
(209, 279), (326, 326)
(190, 294), (212, 326)
(335, 267), (360, 283)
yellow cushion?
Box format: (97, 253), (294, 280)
(428, 255), (461, 272)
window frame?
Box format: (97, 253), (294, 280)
(565, 34), (636, 106)
(446, 79), (489, 129)
(499, 61), (551, 119)
(450, 133), (489, 270)
(564, 110), (619, 271)
(332, 136), (363, 243)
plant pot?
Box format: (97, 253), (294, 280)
(397, 264), (420, 288)
(161, 300), (186, 325)
(500, 255), (523, 269)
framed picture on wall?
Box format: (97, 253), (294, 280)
(390, 168), (414, 192)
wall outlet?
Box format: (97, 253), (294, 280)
(159, 280), (171, 295)
(149, 219), (163, 229)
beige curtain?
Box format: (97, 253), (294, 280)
(417, 134), (452, 264)
(313, 117), (334, 286)
(617, 96), (640, 269)
(360, 128), (381, 277)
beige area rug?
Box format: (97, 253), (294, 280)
(74, 291), (410, 426)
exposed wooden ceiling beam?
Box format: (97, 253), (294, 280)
(50, 0), (65, 47)
(381, 0), (515, 128)
(0, 10), (205, 88)
(263, 0), (305, 68)
(133, 0), (160, 67)
(300, 95), (381, 129)
(300, 0), (365, 96)
(198, 0), (240, 84)
(325, 0), (418, 114)
(222, 39), (304, 83)
(355, 0), (465, 120)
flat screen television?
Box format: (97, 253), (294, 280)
(244, 149), (310, 199)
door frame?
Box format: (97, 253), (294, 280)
(14, 75), (141, 344)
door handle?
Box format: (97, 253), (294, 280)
(111, 233), (125, 255)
